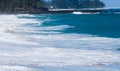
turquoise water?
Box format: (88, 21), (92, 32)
(0, 14), (120, 71)
(38, 14), (120, 38)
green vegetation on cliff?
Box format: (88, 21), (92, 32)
(0, 0), (105, 13)
(51, 0), (105, 9)
(0, 0), (42, 13)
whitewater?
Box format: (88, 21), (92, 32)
(0, 14), (120, 71)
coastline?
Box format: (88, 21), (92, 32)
(0, 8), (120, 14)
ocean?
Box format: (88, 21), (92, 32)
(0, 13), (120, 71)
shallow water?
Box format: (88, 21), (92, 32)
(0, 14), (120, 71)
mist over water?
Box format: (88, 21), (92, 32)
(0, 14), (120, 71)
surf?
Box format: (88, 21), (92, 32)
(0, 14), (120, 71)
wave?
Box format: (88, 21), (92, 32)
(0, 65), (32, 71)
(0, 14), (120, 71)
(73, 12), (99, 14)
(0, 47), (120, 68)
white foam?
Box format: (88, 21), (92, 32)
(0, 15), (40, 46)
(17, 14), (36, 17)
(0, 15), (39, 24)
(73, 12), (84, 14)
(0, 65), (33, 71)
(36, 25), (73, 31)
(73, 12), (100, 14)
(0, 14), (120, 71)
(0, 47), (120, 67)
(0, 15), (39, 33)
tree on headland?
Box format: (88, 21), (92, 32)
(0, 0), (42, 13)
(79, 0), (105, 8)
(52, 0), (68, 8)
(51, 0), (105, 9)
(0, 0), (105, 13)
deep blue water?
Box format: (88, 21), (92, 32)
(39, 14), (120, 38)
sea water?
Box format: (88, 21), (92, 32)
(0, 14), (120, 71)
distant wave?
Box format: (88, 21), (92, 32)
(73, 12), (99, 14)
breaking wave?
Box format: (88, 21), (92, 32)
(0, 14), (120, 71)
